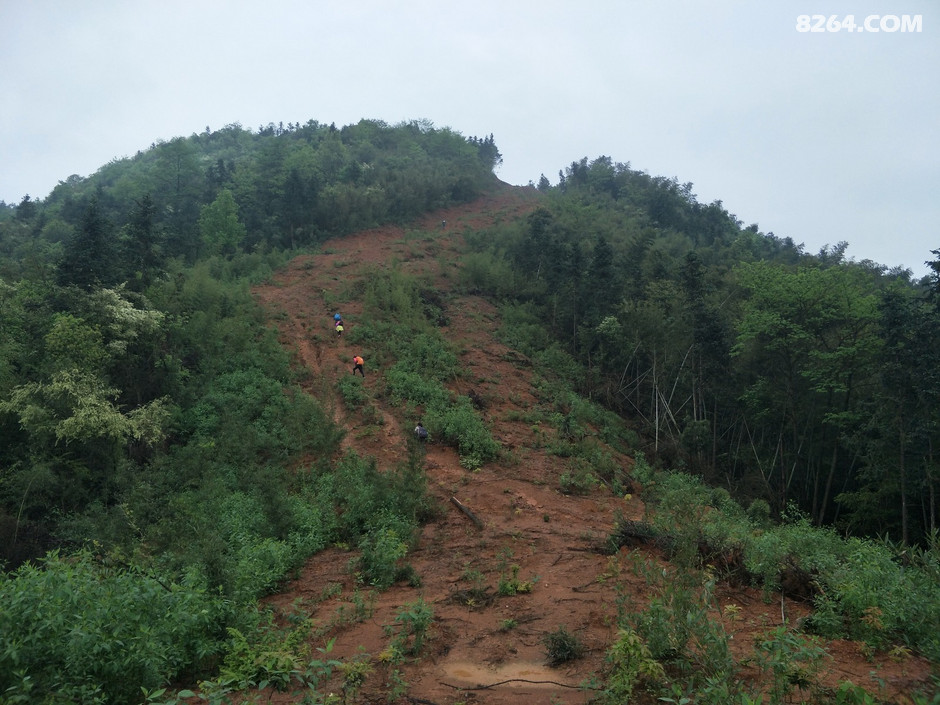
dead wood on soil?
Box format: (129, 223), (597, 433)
(450, 496), (485, 528)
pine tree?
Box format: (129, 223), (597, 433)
(56, 196), (115, 290)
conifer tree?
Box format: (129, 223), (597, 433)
(56, 196), (115, 290)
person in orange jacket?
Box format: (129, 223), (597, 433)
(352, 355), (365, 377)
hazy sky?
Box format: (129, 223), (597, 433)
(2, 1), (937, 275)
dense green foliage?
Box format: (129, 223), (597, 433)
(0, 550), (229, 704)
(602, 459), (940, 703)
(0, 119), (496, 702)
(624, 457), (940, 662)
(2, 118), (938, 700)
(463, 156), (940, 546)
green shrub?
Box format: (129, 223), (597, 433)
(384, 366), (450, 408)
(614, 552), (744, 704)
(496, 302), (553, 356)
(603, 628), (665, 703)
(387, 599), (434, 656)
(542, 626), (586, 666)
(833, 680), (881, 704)
(459, 251), (518, 297)
(533, 343), (584, 385)
(210, 617), (339, 695)
(164, 487), (323, 604)
(427, 396), (500, 469)
(629, 568), (732, 676)
(315, 452), (405, 540)
(559, 458), (598, 495)
(751, 626), (829, 705)
(232, 537), (294, 602)
(630, 451), (656, 485)
(338, 374), (370, 409)
(397, 332), (459, 378)
(337, 653), (374, 702)
(283, 493), (333, 555)
(497, 563), (535, 596)
(361, 269), (427, 325)
(357, 525), (410, 590)
(806, 536), (940, 657)
(0, 550), (229, 704)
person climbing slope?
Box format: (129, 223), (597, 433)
(352, 354), (365, 377)
(335, 321), (344, 336)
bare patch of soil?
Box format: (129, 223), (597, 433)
(249, 183), (933, 704)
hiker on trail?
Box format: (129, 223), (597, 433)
(414, 423), (428, 442)
(334, 313), (342, 322)
(441, 219), (446, 229)
(352, 355), (365, 377)
(335, 321), (344, 336)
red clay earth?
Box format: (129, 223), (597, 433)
(244, 183), (934, 704)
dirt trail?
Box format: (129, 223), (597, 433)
(251, 183), (931, 704)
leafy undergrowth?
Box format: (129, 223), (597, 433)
(215, 183), (939, 705)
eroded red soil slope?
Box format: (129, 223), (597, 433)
(251, 183), (933, 704)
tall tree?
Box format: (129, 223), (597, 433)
(839, 284), (940, 542)
(122, 194), (164, 289)
(925, 248), (940, 303)
(586, 235), (617, 324)
(732, 262), (882, 520)
(154, 137), (202, 257)
(14, 195), (38, 223)
(679, 251), (731, 472)
(56, 196), (115, 290)
(198, 189), (246, 257)
(280, 168), (308, 249)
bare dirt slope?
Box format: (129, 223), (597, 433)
(251, 183), (932, 704)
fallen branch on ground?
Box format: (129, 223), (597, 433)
(450, 496), (484, 528)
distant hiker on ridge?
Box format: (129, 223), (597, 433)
(352, 355), (365, 377)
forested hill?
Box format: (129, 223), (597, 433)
(466, 157), (940, 547)
(1, 119), (503, 274)
(2, 115), (939, 559)
(1, 119), (939, 703)
(0, 119), (503, 566)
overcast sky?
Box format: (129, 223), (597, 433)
(2, 1), (937, 275)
